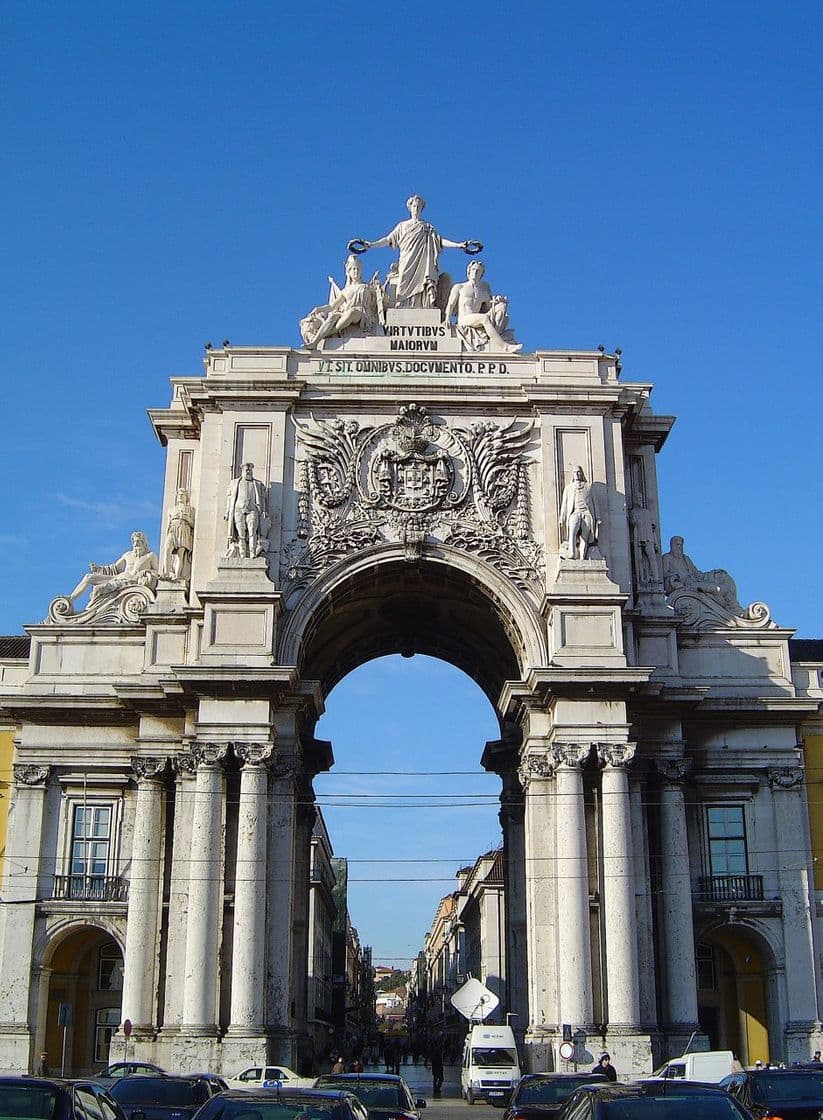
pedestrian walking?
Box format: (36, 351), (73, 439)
(430, 1036), (444, 1094)
(331, 1055), (345, 1074)
(593, 1052), (617, 1082)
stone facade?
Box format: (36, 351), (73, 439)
(0, 209), (821, 1078)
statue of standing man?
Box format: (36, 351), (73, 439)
(225, 463), (269, 559)
(349, 195), (481, 310)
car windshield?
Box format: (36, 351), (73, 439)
(0, 1086), (59, 1120)
(317, 1083), (407, 1109)
(111, 1081), (209, 1107)
(602, 1099), (742, 1120)
(471, 1049), (517, 1067)
(516, 1079), (596, 1106)
(201, 1104), (336, 1120)
(751, 1074), (823, 1102)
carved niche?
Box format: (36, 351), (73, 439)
(283, 403), (542, 600)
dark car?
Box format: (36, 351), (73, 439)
(720, 1068), (823, 1120)
(191, 1087), (371, 1120)
(555, 1081), (753, 1120)
(97, 1065), (167, 1088)
(109, 1075), (224, 1120)
(313, 1074), (426, 1120)
(492, 1073), (609, 1116)
(0, 1077), (127, 1120)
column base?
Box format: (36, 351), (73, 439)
(784, 1021), (823, 1065)
(662, 1025), (708, 1060)
(0, 1025), (34, 1074)
(602, 1028), (656, 1079)
(525, 1025), (657, 1078)
(221, 1030), (269, 1073)
(171, 1029), (221, 1073)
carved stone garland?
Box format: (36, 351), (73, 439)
(283, 403), (543, 601)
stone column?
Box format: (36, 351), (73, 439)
(228, 743), (273, 1033)
(290, 787), (316, 1064)
(596, 743), (640, 1028)
(553, 743), (594, 1028)
(121, 757), (167, 1032)
(0, 765), (50, 1071)
(656, 759), (699, 1030)
(499, 771), (528, 1034)
(521, 749), (557, 1061)
(769, 766), (820, 1057)
(182, 743), (228, 1032)
(630, 776), (658, 1026)
(267, 756), (298, 1062)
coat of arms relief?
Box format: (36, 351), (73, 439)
(281, 404), (542, 602)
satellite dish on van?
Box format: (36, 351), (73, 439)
(450, 977), (499, 1022)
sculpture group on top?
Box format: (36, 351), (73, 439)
(48, 531), (161, 625)
(299, 195), (521, 353)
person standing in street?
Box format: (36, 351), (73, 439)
(593, 1052), (617, 1081)
(430, 1036), (444, 1094)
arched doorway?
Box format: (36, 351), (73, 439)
(697, 926), (774, 1065)
(38, 925), (124, 1076)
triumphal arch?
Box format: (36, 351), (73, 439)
(1, 196), (820, 1077)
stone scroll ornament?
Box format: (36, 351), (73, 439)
(661, 535), (773, 630)
(14, 764), (50, 786)
(47, 531), (159, 626)
(282, 404), (543, 602)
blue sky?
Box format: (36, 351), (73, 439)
(2, 2), (821, 963)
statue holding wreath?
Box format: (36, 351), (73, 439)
(348, 194), (482, 311)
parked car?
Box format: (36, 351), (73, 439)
(227, 1067), (313, 1090)
(109, 1075), (225, 1120)
(720, 1068), (823, 1119)
(97, 1064), (167, 1086)
(0, 1077), (127, 1120)
(191, 1087), (371, 1120)
(555, 1081), (753, 1120)
(491, 1073), (608, 1116)
(461, 1024), (521, 1105)
(313, 1073), (426, 1120)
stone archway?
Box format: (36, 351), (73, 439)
(697, 924), (778, 1065)
(36, 924), (124, 1076)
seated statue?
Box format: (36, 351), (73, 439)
(662, 535), (742, 615)
(67, 532), (159, 608)
(444, 261), (521, 353)
(300, 254), (382, 348)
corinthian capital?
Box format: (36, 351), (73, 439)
(14, 764), (50, 786)
(517, 750), (555, 789)
(550, 742), (592, 769)
(131, 755), (169, 781)
(596, 742), (637, 769)
(768, 766), (804, 790)
(234, 742), (274, 767)
(655, 758), (690, 784)
(191, 742), (230, 768)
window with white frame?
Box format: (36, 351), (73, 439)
(69, 804), (112, 898)
(94, 1007), (120, 1063)
(706, 805), (747, 876)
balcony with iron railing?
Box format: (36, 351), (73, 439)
(697, 873), (764, 903)
(52, 874), (129, 902)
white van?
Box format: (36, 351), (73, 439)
(461, 1023), (521, 1105)
(648, 1050), (736, 1083)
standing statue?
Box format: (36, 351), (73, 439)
(300, 254), (383, 348)
(662, 535), (741, 614)
(628, 499), (662, 586)
(348, 195), (481, 309)
(444, 261), (522, 353)
(559, 465), (601, 560)
(225, 463), (269, 559)
(161, 488), (196, 581)
(67, 532), (159, 607)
